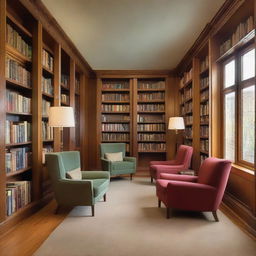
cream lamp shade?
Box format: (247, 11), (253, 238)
(168, 117), (185, 132)
(49, 106), (75, 127)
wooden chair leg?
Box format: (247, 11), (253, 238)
(166, 207), (170, 219)
(130, 174), (133, 180)
(91, 205), (95, 217)
(55, 205), (60, 214)
(158, 200), (161, 208)
(212, 211), (219, 222)
(151, 177), (153, 183)
(103, 194), (106, 202)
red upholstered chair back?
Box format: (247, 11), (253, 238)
(198, 157), (232, 189)
(175, 145), (193, 169)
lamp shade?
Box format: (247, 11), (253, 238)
(49, 106), (75, 127)
(168, 117), (185, 130)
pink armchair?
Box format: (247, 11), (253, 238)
(156, 157), (232, 221)
(149, 145), (193, 183)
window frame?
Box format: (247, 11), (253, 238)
(222, 44), (255, 169)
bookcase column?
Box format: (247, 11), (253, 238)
(32, 21), (43, 201)
(132, 78), (138, 158)
(0, 0), (6, 222)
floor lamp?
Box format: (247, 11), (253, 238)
(49, 106), (75, 151)
(168, 117), (185, 151)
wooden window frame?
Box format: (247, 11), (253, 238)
(222, 43), (255, 170)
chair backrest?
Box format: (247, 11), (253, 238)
(175, 145), (193, 168)
(100, 143), (126, 158)
(198, 157), (231, 188)
(45, 151), (81, 183)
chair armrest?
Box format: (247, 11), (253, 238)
(159, 173), (198, 182)
(155, 165), (185, 178)
(123, 157), (136, 163)
(82, 171), (110, 180)
(101, 158), (112, 171)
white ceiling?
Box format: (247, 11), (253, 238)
(42, 0), (225, 70)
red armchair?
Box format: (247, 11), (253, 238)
(149, 145), (193, 183)
(156, 157), (232, 221)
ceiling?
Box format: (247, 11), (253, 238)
(42, 0), (225, 70)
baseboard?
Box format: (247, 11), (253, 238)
(221, 193), (256, 239)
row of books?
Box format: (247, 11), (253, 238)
(200, 126), (209, 137)
(181, 68), (193, 86)
(185, 101), (192, 113)
(200, 154), (208, 163)
(137, 92), (165, 101)
(42, 146), (53, 164)
(200, 102), (209, 116)
(200, 77), (209, 89)
(137, 124), (165, 132)
(42, 76), (53, 95)
(61, 94), (70, 105)
(6, 90), (31, 113)
(102, 123), (129, 132)
(137, 114), (165, 123)
(184, 116), (193, 126)
(200, 115), (209, 123)
(201, 90), (209, 102)
(137, 104), (165, 112)
(6, 23), (32, 59)
(6, 181), (31, 216)
(138, 143), (166, 152)
(102, 133), (129, 141)
(6, 56), (31, 87)
(5, 120), (31, 144)
(102, 93), (129, 101)
(61, 74), (69, 87)
(102, 114), (130, 122)
(42, 99), (51, 116)
(75, 78), (80, 93)
(200, 56), (209, 72)
(184, 127), (193, 138)
(102, 82), (129, 90)
(42, 49), (54, 72)
(184, 87), (192, 100)
(137, 133), (165, 141)
(102, 104), (130, 112)
(138, 81), (165, 90)
(200, 140), (209, 152)
(42, 121), (54, 140)
(220, 16), (254, 56)
(180, 105), (185, 115)
(5, 147), (32, 173)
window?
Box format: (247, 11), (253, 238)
(222, 47), (255, 168)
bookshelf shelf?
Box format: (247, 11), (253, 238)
(6, 111), (32, 116)
(42, 92), (54, 99)
(6, 78), (32, 91)
(200, 150), (209, 155)
(6, 142), (32, 147)
(102, 89), (130, 92)
(6, 44), (32, 63)
(137, 111), (165, 114)
(102, 101), (130, 104)
(138, 100), (165, 103)
(200, 67), (209, 76)
(102, 111), (130, 114)
(137, 89), (165, 92)
(6, 167), (32, 177)
(42, 66), (54, 75)
(102, 121), (130, 123)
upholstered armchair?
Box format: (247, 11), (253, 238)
(45, 151), (110, 216)
(149, 145), (193, 182)
(156, 157), (232, 221)
(100, 143), (136, 180)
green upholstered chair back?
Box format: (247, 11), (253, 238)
(45, 151), (81, 182)
(100, 143), (126, 158)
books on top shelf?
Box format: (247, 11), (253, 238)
(102, 93), (129, 101)
(102, 123), (129, 132)
(102, 104), (130, 112)
(42, 121), (53, 140)
(6, 23), (32, 60)
(6, 181), (31, 216)
(138, 133), (165, 141)
(42, 76), (53, 95)
(102, 82), (129, 90)
(138, 143), (166, 152)
(61, 74), (69, 88)
(6, 90), (31, 113)
(42, 49), (54, 72)
(6, 56), (31, 87)
(42, 99), (51, 116)
(138, 92), (165, 101)
(137, 81), (165, 90)
(102, 114), (130, 122)
(102, 133), (129, 141)
(5, 147), (32, 174)
(137, 123), (165, 132)
(5, 120), (31, 144)
(220, 16), (254, 56)
(137, 104), (165, 112)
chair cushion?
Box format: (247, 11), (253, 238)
(105, 152), (123, 162)
(66, 168), (82, 180)
(92, 179), (109, 197)
(112, 161), (134, 171)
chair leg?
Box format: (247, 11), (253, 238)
(103, 194), (106, 202)
(158, 200), (161, 208)
(130, 174), (133, 180)
(55, 205), (60, 214)
(212, 211), (219, 222)
(166, 207), (170, 219)
(91, 205), (95, 217)
(151, 177), (153, 183)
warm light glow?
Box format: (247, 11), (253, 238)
(49, 107), (75, 127)
(168, 117), (185, 131)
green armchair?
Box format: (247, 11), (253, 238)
(45, 151), (110, 216)
(100, 143), (136, 180)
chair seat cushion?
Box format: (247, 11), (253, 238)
(112, 161), (134, 171)
(92, 179), (109, 197)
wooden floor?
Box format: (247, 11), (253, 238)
(0, 200), (67, 256)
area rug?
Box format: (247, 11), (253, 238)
(34, 177), (256, 256)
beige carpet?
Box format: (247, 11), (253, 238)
(35, 178), (256, 256)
